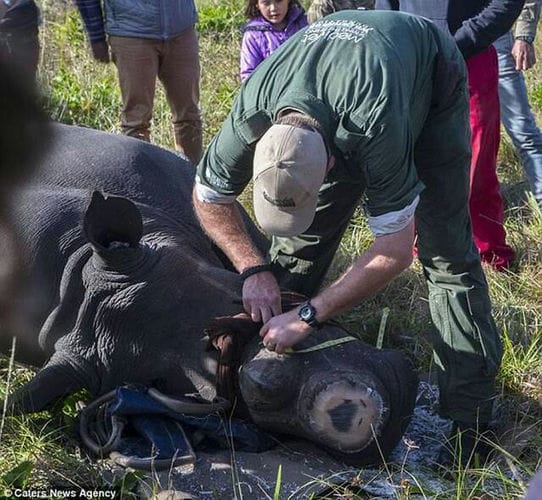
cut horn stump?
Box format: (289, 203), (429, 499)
(298, 377), (385, 453)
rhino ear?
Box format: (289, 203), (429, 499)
(5, 359), (84, 414)
(83, 191), (143, 249)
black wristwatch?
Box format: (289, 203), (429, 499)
(298, 300), (321, 329)
(516, 35), (535, 44)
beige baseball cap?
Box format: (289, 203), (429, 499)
(253, 124), (328, 237)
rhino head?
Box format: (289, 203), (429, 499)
(8, 191), (243, 412)
(207, 301), (419, 466)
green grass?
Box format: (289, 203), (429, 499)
(1, 1), (541, 497)
(197, 0), (245, 34)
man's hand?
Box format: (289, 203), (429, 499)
(512, 39), (536, 71)
(90, 40), (110, 63)
(242, 271), (281, 323)
(259, 308), (312, 354)
(192, 189), (280, 320)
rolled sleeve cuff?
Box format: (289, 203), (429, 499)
(515, 3), (541, 39)
(368, 196), (419, 237)
(195, 178), (237, 204)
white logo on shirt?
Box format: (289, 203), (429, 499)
(301, 20), (373, 46)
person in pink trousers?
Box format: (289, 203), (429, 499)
(376, 0), (522, 271)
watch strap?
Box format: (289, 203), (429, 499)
(239, 264), (273, 280)
(298, 300), (321, 329)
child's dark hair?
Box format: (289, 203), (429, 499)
(245, 0), (303, 19)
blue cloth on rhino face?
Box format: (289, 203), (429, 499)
(106, 386), (275, 460)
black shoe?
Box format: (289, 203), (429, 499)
(435, 420), (495, 471)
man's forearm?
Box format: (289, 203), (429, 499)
(192, 191), (265, 272)
(311, 222), (415, 322)
(454, 0), (525, 58)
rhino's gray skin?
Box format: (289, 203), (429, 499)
(2, 123), (418, 465)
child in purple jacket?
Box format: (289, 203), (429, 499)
(240, 0), (307, 81)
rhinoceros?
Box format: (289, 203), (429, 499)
(1, 123), (418, 465)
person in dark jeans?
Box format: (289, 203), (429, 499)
(495, 1), (542, 209)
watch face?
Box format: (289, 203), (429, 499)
(299, 304), (314, 321)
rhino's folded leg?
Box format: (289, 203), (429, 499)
(5, 359), (84, 414)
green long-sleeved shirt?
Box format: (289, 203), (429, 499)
(197, 10), (466, 226)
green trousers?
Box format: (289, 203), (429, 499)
(269, 70), (502, 425)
